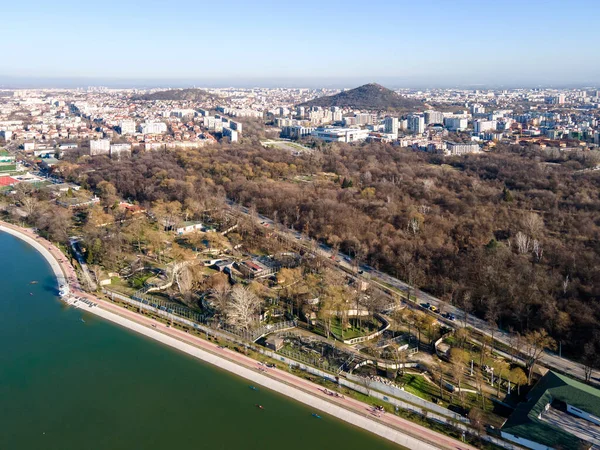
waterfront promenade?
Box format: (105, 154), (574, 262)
(0, 221), (476, 450)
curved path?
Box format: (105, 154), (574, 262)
(0, 221), (476, 450)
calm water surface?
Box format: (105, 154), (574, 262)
(0, 232), (398, 450)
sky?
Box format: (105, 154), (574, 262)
(1, 0), (599, 88)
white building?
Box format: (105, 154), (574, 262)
(355, 113), (374, 126)
(176, 222), (205, 235)
(444, 117), (468, 132)
(407, 115), (425, 134)
(90, 139), (111, 156)
(1, 130), (13, 141)
(471, 103), (486, 114)
(445, 141), (481, 156)
(204, 116), (223, 132)
(229, 120), (242, 133)
(424, 110), (444, 125)
(110, 143), (132, 158)
(312, 127), (370, 143)
(384, 117), (399, 135)
(140, 122), (167, 135)
(222, 127), (238, 143)
(474, 119), (497, 134)
(282, 125), (315, 140)
(120, 120), (136, 135)
(171, 109), (196, 118)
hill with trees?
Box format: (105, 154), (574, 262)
(134, 88), (221, 102)
(299, 83), (422, 112)
(56, 142), (600, 361)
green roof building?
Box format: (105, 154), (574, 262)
(501, 371), (600, 450)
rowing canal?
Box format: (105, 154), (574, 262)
(0, 231), (398, 450)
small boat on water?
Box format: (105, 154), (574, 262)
(255, 404), (264, 410)
(30, 281), (38, 285)
(312, 413), (322, 419)
(249, 386), (258, 391)
(81, 318), (85, 323)
(30, 292), (33, 296)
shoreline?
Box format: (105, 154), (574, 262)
(0, 222), (473, 450)
(0, 224), (69, 294)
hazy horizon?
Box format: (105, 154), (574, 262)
(1, 75), (598, 91)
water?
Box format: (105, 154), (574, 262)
(0, 232), (398, 450)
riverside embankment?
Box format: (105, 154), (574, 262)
(1, 221), (476, 450)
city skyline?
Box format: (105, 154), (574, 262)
(2, 0), (599, 87)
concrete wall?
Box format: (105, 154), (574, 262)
(500, 431), (552, 450)
(567, 404), (600, 426)
(345, 373), (470, 424)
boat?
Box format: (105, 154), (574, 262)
(80, 319), (85, 323)
(30, 281), (38, 285)
(255, 404), (264, 410)
(312, 413), (322, 419)
(249, 386), (258, 391)
(30, 292), (33, 296)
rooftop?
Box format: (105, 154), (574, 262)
(502, 371), (600, 448)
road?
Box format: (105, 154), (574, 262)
(227, 201), (590, 383)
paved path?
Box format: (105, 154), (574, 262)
(0, 220), (479, 450)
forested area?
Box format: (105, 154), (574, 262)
(57, 142), (600, 358)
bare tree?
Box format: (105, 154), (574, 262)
(468, 407), (485, 437)
(458, 291), (472, 329)
(532, 239), (543, 262)
(523, 329), (556, 384)
(450, 350), (466, 407)
(515, 231), (531, 254)
(226, 285), (262, 332)
(583, 338), (600, 382)
(521, 212), (544, 238)
(434, 358), (445, 400)
(562, 275), (570, 296)
(18, 195), (39, 219)
(507, 329), (523, 363)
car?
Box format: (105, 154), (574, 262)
(421, 302), (430, 309)
(429, 305), (439, 314)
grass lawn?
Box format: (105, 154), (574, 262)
(397, 372), (498, 418)
(397, 373), (439, 400)
(330, 317), (380, 341)
(130, 271), (155, 289)
(108, 279), (137, 296)
(0, 164), (17, 173)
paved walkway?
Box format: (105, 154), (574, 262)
(0, 221), (478, 450)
